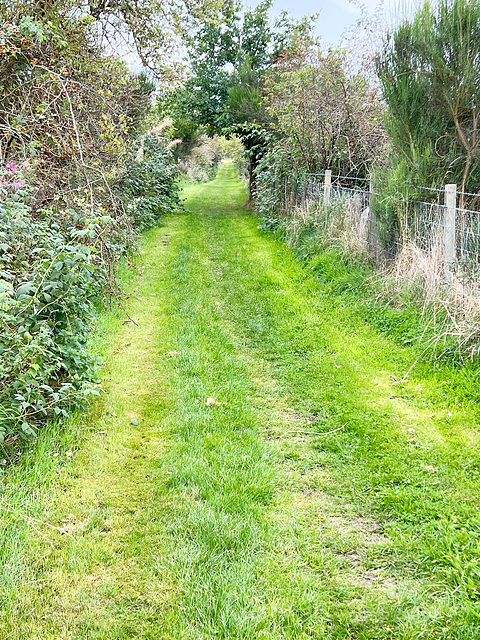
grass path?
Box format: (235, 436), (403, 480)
(1, 162), (480, 639)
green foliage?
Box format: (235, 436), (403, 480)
(254, 139), (298, 219)
(0, 12), (153, 228)
(0, 179), (104, 442)
(177, 0), (309, 133)
(263, 44), (385, 176)
(255, 44), (384, 220)
(257, 185), (479, 363)
(5, 0), (225, 79)
(177, 135), (224, 182)
(216, 135), (246, 181)
(120, 135), (182, 231)
(0, 7), (182, 443)
(161, 0), (315, 196)
(376, 0), (480, 204)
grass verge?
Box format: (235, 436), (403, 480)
(0, 162), (479, 639)
(0, 217), (182, 638)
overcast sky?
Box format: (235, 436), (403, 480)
(265, 0), (415, 48)
(269, 0), (372, 45)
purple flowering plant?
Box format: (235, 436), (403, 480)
(0, 161), (26, 197)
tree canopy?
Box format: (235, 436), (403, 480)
(160, 0), (316, 196)
(2, 0), (228, 77)
(264, 42), (385, 177)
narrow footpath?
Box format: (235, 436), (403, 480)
(1, 162), (479, 639)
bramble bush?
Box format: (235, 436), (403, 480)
(120, 135), (183, 231)
(0, 138), (182, 444)
(0, 167), (107, 442)
(0, 8), (183, 445)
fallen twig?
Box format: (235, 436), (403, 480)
(0, 497), (76, 546)
(278, 423), (346, 439)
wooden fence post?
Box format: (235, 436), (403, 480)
(444, 184), (457, 273)
(323, 170), (332, 207)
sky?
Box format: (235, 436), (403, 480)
(266, 0), (413, 48)
(124, 0), (416, 74)
(270, 0), (378, 46)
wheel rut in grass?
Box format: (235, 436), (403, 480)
(1, 161), (480, 639)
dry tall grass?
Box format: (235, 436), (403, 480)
(286, 192), (480, 360)
(285, 193), (373, 257)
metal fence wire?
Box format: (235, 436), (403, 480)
(331, 184), (371, 210)
(411, 201), (445, 253)
(456, 208), (480, 264)
(276, 172), (480, 275)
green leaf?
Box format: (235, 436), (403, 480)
(16, 282), (35, 299)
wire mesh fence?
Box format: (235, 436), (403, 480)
(456, 208), (480, 266)
(410, 201), (445, 254)
(331, 184), (371, 209)
(276, 171), (480, 281)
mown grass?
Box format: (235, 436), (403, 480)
(0, 217), (183, 637)
(0, 161), (479, 638)
(170, 163), (480, 638)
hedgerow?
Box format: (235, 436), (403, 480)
(0, 169), (103, 441)
(0, 9), (182, 444)
(120, 135), (183, 231)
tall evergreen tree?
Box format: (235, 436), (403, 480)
(376, 0), (480, 205)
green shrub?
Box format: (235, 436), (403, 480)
(0, 173), (107, 442)
(0, 132), (182, 443)
(120, 135), (182, 231)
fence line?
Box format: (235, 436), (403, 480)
(279, 171), (480, 282)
